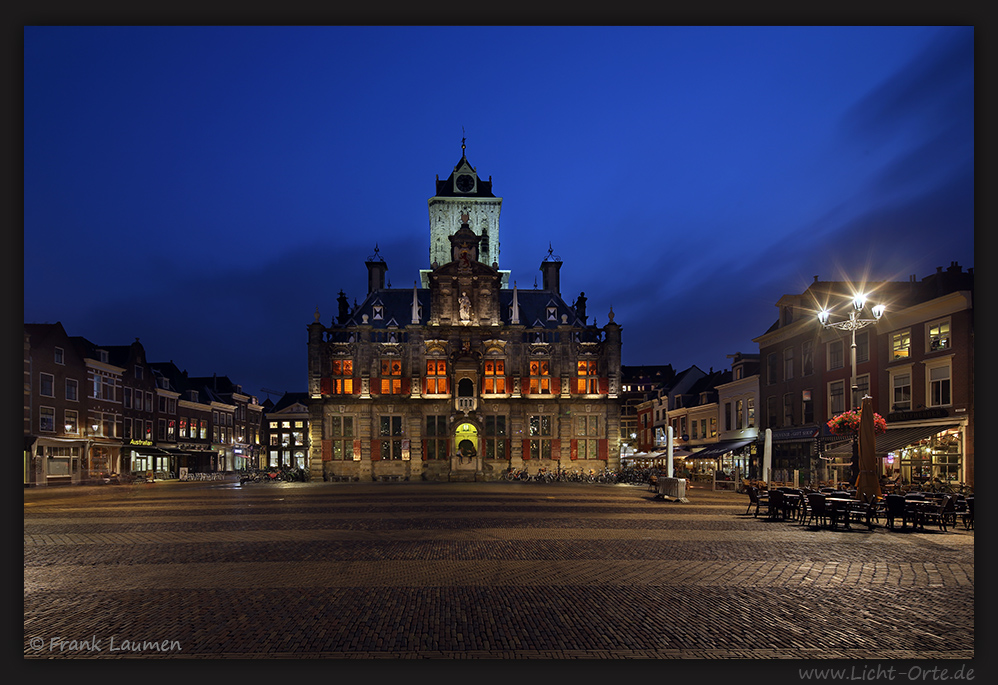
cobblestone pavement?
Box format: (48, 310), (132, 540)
(24, 481), (975, 663)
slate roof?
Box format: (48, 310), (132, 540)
(433, 154), (496, 198)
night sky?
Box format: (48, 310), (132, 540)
(23, 26), (974, 400)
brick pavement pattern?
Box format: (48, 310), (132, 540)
(23, 481), (974, 659)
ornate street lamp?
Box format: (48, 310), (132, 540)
(818, 293), (886, 483)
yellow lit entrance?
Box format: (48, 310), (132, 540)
(454, 422), (479, 460)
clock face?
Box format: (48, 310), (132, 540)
(456, 174), (475, 192)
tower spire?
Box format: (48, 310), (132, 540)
(461, 127), (466, 157)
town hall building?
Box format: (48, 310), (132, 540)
(306, 142), (623, 481)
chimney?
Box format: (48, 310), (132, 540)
(366, 246), (387, 294)
(539, 245), (562, 296)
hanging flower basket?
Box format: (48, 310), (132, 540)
(827, 409), (887, 435)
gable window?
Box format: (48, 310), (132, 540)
(55, 347), (64, 365)
(828, 339), (844, 370)
(425, 415), (449, 460)
(484, 359), (506, 394)
(425, 360), (448, 394)
(380, 359), (403, 395)
(576, 360), (598, 394)
(892, 330), (911, 360)
(528, 414), (552, 459)
(927, 319), (951, 352)
(331, 359), (354, 394)
(802, 340), (814, 376)
(484, 415), (507, 460)
(134, 365), (143, 380)
(546, 306), (557, 321)
(40, 373), (54, 398)
(379, 415), (404, 459)
(926, 360), (952, 407)
(373, 305), (384, 320)
(890, 370), (911, 412)
(528, 360), (551, 395)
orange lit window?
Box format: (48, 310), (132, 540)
(576, 360), (598, 394)
(484, 359), (506, 394)
(331, 359), (354, 394)
(426, 360), (448, 394)
(381, 359), (403, 395)
(529, 360), (551, 395)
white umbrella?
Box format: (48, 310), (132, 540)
(667, 426), (674, 478)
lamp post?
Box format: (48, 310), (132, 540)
(818, 293), (885, 483)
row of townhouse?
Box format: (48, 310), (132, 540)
(631, 262), (974, 488)
(22, 321), (285, 486)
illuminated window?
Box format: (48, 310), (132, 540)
(710, 417), (718, 437)
(331, 359), (354, 394)
(528, 414), (552, 459)
(484, 415), (507, 460)
(425, 415), (448, 459)
(528, 360), (551, 395)
(39, 406), (55, 432)
(381, 359), (403, 395)
(425, 360), (448, 394)
(927, 320), (951, 352)
(736, 399), (744, 430)
(575, 415), (598, 459)
(484, 359), (506, 394)
(576, 360), (598, 394)
(179, 418), (187, 437)
(828, 380), (845, 417)
(891, 330), (910, 360)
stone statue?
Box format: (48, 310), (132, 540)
(459, 291), (472, 322)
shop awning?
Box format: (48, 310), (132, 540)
(688, 439), (754, 460)
(822, 424), (959, 455)
(875, 424), (959, 454)
(129, 446), (171, 456)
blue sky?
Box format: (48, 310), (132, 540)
(23, 26), (974, 398)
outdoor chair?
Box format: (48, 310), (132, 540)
(804, 492), (831, 528)
(957, 496), (974, 530)
(766, 489), (790, 520)
(744, 486), (769, 517)
(885, 494), (914, 530)
(919, 495), (953, 532)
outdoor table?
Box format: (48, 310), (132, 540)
(825, 497), (873, 530)
(903, 499), (940, 530)
(781, 491), (803, 521)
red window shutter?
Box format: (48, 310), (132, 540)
(353, 378), (362, 394)
(599, 377), (609, 395)
(551, 377), (560, 395)
(402, 378), (411, 395)
(551, 438), (560, 460)
(598, 439), (608, 460)
(570, 439), (578, 460)
(320, 377), (331, 396)
(421, 439), (428, 461)
(522, 438), (531, 460)
(353, 439), (362, 460)
(422, 377), (427, 395)
(371, 439), (381, 461)
(322, 439), (332, 461)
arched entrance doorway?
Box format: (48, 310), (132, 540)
(453, 421), (479, 469)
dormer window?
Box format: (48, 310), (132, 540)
(373, 305), (384, 321)
(546, 306), (557, 321)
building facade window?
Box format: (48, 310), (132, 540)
(853, 374), (870, 409)
(379, 415), (404, 459)
(425, 415), (448, 460)
(890, 369), (912, 412)
(802, 340), (814, 376)
(40, 372), (54, 397)
(66, 378), (78, 402)
(783, 347), (794, 381)
(828, 340), (844, 370)
(892, 330), (911, 360)
(926, 360), (952, 407)
(528, 360), (552, 395)
(331, 359), (354, 394)
(576, 415), (599, 459)
(380, 359), (403, 395)
(528, 414), (552, 459)
(724, 402), (732, 431)
(40, 406), (55, 432)
(483, 359), (506, 394)
(736, 399), (744, 430)
(927, 319), (951, 352)
(802, 389), (814, 424)
(425, 360), (448, 394)
(55, 347), (64, 365)
(856, 330), (870, 364)
(484, 415), (507, 460)
(746, 399), (755, 428)
(576, 360), (598, 394)
(709, 417), (717, 437)
(766, 397), (777, 427)
(783, 393), (794, 426)
(766, 353), (777, 385)
(828, 380), (845, 417)
(64, 409), (78, 434)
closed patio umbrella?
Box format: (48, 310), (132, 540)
(855, 395), (881, 502)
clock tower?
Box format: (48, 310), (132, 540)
(424, 138), (506, 287)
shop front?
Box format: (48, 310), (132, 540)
(769, 426), (820, 485)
